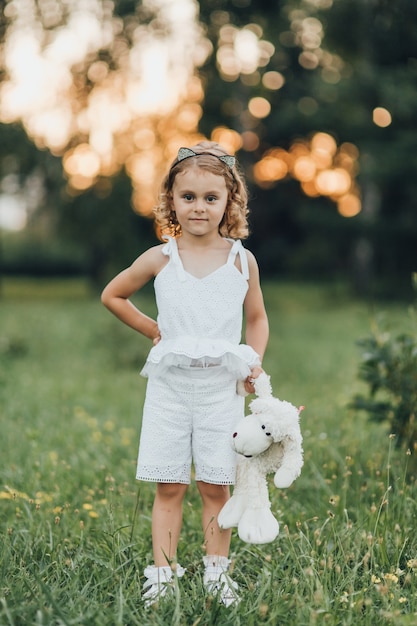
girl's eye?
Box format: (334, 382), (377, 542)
(207, 196), (217, 202)
(183, 194), (194, 201)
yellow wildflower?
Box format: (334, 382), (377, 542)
(384, 573), (398, 584)
(0, 491), (13, 500)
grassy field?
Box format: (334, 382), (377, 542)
(0, 278), (416, 625)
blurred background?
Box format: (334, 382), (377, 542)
(0, 0), (416, 298)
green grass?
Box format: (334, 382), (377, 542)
(1, 279), (416, 625)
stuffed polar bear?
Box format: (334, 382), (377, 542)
(218, 372), (303, 544)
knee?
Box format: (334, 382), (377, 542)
(197, 481), (230, 506)
(156, 482), (188, 503)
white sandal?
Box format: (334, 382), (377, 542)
(142, 564), (185, 608)
(203, 556), (241, 607)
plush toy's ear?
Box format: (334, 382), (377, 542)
(253, 372), (273, 398)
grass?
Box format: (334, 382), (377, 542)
(0, 278), (416, 625)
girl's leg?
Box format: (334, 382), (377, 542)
(197, 481), (240, 607)
(152, 482), (189, 566)
(196, 481), (232, 556)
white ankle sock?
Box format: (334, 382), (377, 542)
(143, 563), (185, 586)
(203, 555), (231, 581)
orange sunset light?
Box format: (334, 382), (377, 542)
(253, 132), (361, 217)
(0, 1), (361, 220)
(0, 0), (211, 215)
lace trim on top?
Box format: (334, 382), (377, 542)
(141, 337), (260, 378)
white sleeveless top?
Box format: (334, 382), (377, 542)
(141, 236), (261, 379)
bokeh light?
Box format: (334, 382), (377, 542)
(293, 156), (317, 182)
(252, 131), (361, 216)
(337, 193), (361, 217)
(241, 131), (260, 152)
(315, 168), (351, 196)
(253, 155), (288, 187)
(262, 71), (285, 90)
(216, 23), (275, 80)
(248, 97), (271, 119)
(373, 107), (392, 128)
(211, 127), (242, 153)
(288, 8), (344, 80)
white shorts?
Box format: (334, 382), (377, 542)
(136, 366), (244, 485)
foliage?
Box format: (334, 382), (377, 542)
(1, 280), (417, 624)
(2, 229), (88, 277)
(59, 171), (157, 287)
(351, 321), (417, 455)
(1, 2), (417, 295)
(199, 0), (417, 295)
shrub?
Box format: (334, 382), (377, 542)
(351, 322), (417, 455)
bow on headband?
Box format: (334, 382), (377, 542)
(177, 147), (236, 169)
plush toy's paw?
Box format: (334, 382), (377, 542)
(237, 508), (279, 544)
(236, 380), (249, 397)
(218, 495), (246, 529)
(274, 467), (296, 489)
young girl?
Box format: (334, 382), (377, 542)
(101, 141), (269, 607)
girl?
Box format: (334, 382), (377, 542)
(101, 141), (269, 607)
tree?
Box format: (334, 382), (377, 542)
(1, 0), (416, 295)
(60, 171), (156, 286)
(0, 0), (209, 284)
(196, 0), (417, 294)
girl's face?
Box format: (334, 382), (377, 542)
(171, 167), (229, 239)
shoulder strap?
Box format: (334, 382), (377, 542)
(161, 235), (170, 255)
(161, 236), (187, 281)
(227, 239), (249, 280)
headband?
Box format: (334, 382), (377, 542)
(176, 147), (236, 169)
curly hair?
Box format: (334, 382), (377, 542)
(154, 141), (249, 240)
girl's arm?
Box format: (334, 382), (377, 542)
(243, 250), (269, 391)
(101, 245), (166, 343)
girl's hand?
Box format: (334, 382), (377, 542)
(152, 326), (161, 345)
(243, 365), (264, 394)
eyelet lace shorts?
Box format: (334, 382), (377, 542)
(136, 365), (244, 485)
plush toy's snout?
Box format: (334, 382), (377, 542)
(232, 431), (251, 456)
(231, 414), (273, 457)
